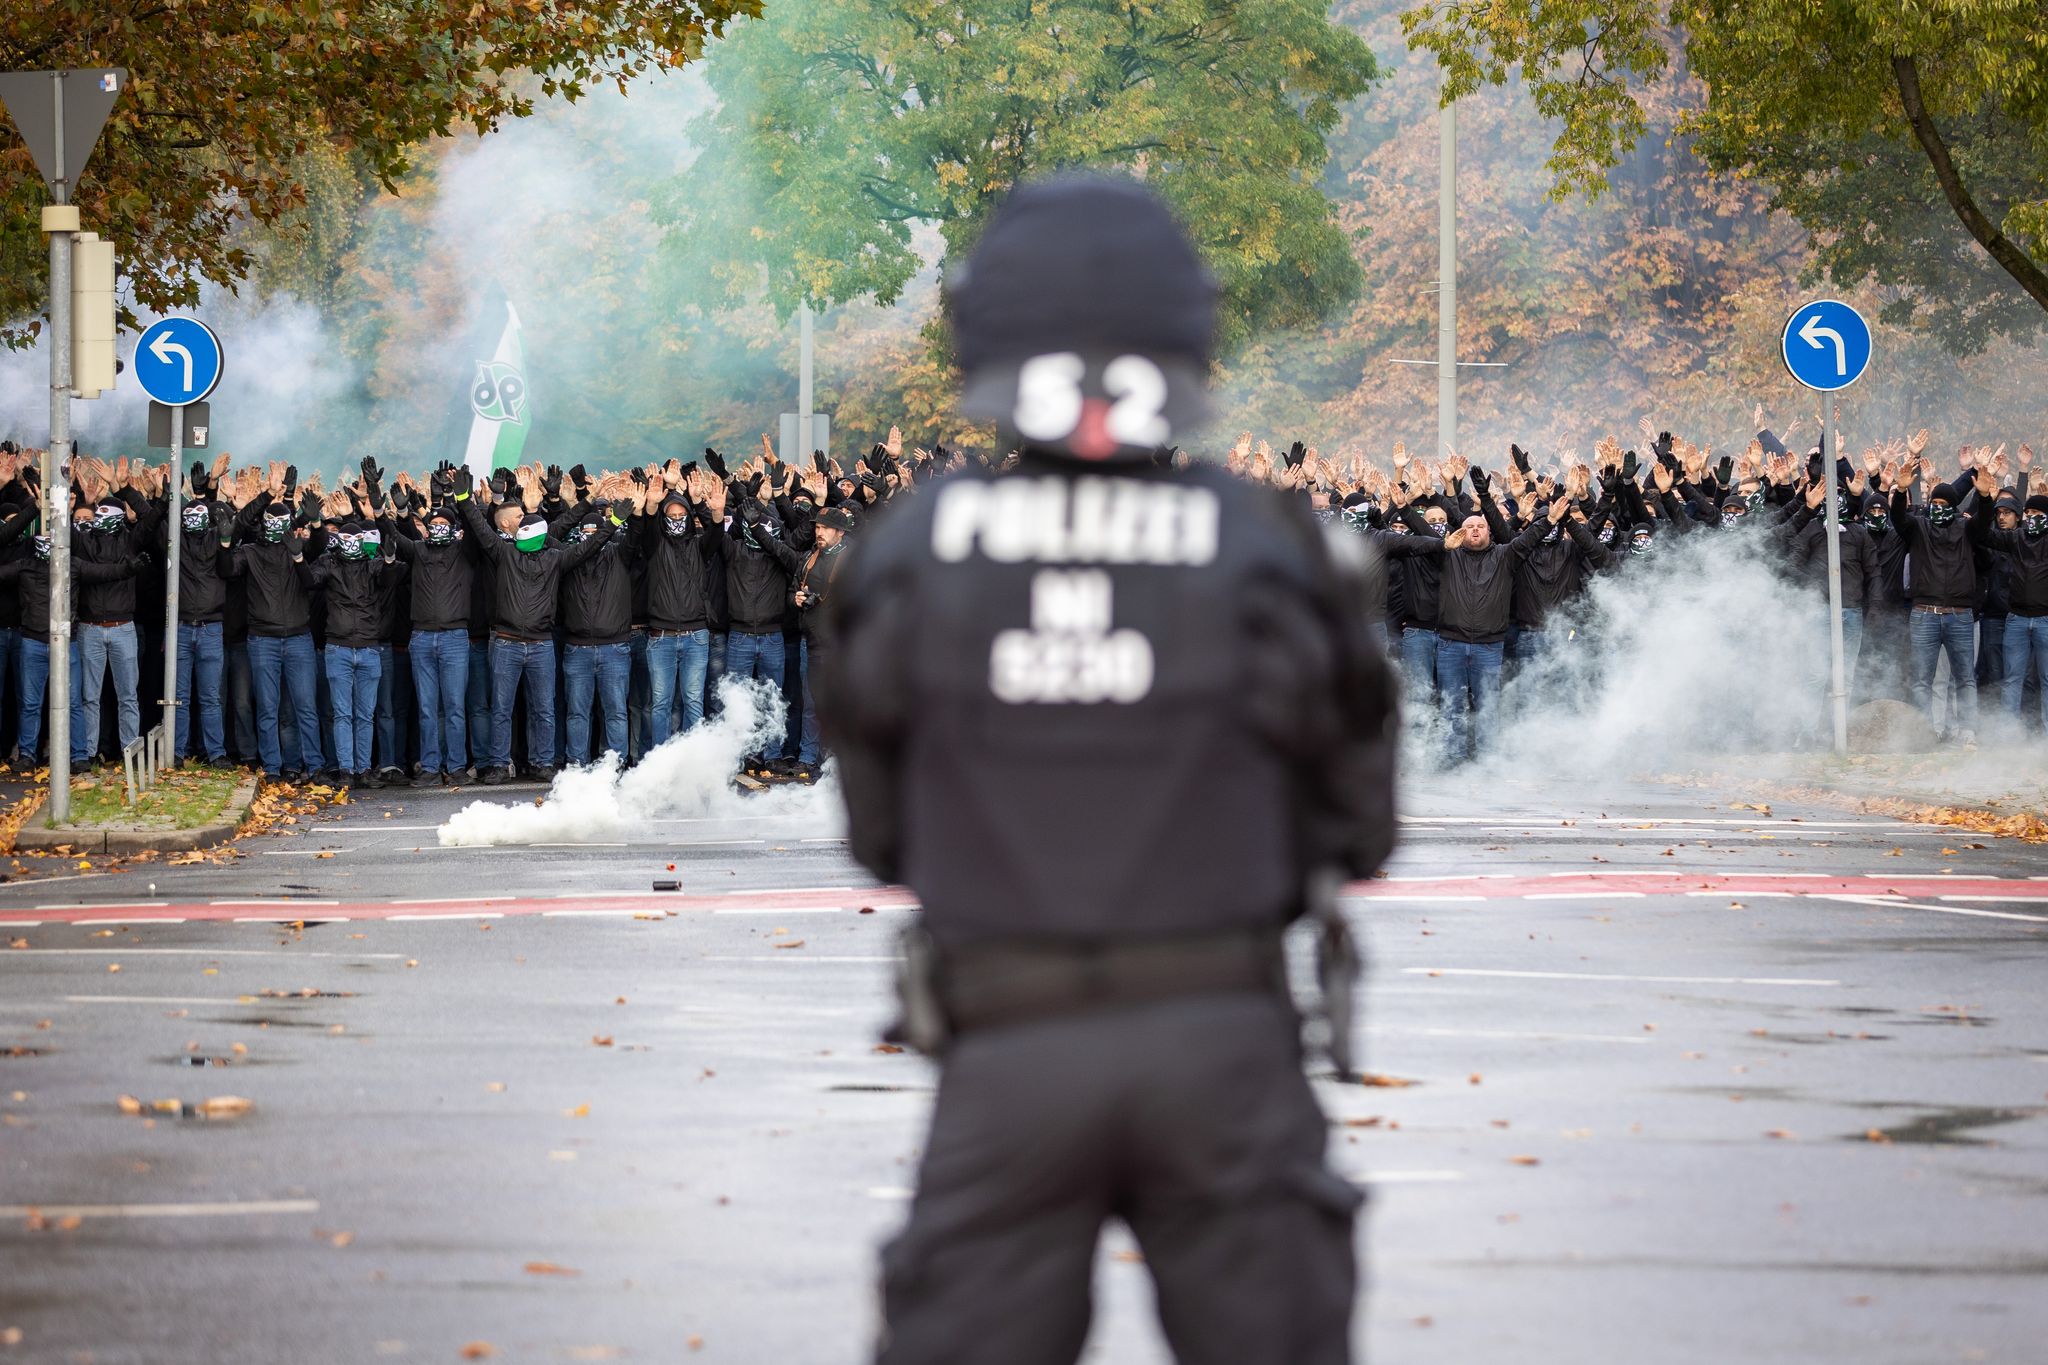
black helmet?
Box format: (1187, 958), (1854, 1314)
(948, 173), (1216, 463)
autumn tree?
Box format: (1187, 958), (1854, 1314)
(1400, 0), (2048, 354)
(655, 0), (1380, 353)
(0, 0), (761, 344)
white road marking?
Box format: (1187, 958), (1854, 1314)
(382, 897), (496, 906)
(713, 906), (846, 915)
(210, 899), (340, 907)
(10, 948), (404, 960)
(1549, 871), (1689, 878)
(532, 842), (627, 848)
(74, 917), (183, 926)
(386, 912), (504, 922)
(1811, 894), (2048, 924)
(700, 955), (902, 963)
(0, 921), (40, 927)
(235, 916), (349, 924)
(1522, 892), (1646, 900)
(1939, 895), (2048, 903)
(63, 995), (245, 1005)
(1376, 1026), (1652, 1045)
(1357, 895), (1488, 904)
(866, 1187), (914, 1201)
(1383, 874), (1519, 883)
(728, 886), (862, 897)
(1684, 890), (1799, 898)
(1354, 1170), (1467, 1184)
(0, 1200), (320, 1219)
(52, 903), (170, 912)
(261, 850), (359, 857)
(540, 910), (643, 918)
(1403, 968), (1839, 986)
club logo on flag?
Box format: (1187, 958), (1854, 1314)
(471, 361), (527, 424)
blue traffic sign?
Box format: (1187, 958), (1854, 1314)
(133, 316), (224, 407)
(1781, 299), (1871, 393)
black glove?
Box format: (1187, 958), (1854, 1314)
(740, 498), (764, 526)
(490, 469), (514, 501)
(569, 464), (590, 498)
(746, 471), (765, 495)
(545, 464), (565, 501)
(1284, 441), (1307, 469)
(1469, 466), (1492, 496)
(298, 488), (321, 523)
(430, 466), (453, 500)
(702, 447), (728, 479)
(1621, 450), (1638, 481)
(360, 456), (384, 488)
(1716, 455), (1734, 487)
(190, 461), (210, 498)
(1807, 451), (1825, 483)
(1510, 444), (1531, 475)
(131, 550), (152, 570)
(629, 467), (648, 486)
(364, 476), (385, 513)
(812, 451), (829, 474)
(451, 467), (474, 498)
(282, 464), (298, 499)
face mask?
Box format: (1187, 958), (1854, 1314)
(1745, 490), (1765, 512)
(1866, 511), (1888, 533)
(568, 523), (600, 544)
(32, 535), (50, 562)
(335, 533), (370, 562)
(663, 516), (690, 537)
(91, 505), (126, 533)
(182, 505), (210, 533)
(262, 515), (292, 544)
(1720, 510), (1745, 529)
(1424, 521), (1448, 537)
(515, 523), (548, 553)
(426, 521), (456, 546)
(1928, 504), (1957, 528)
(1387, 522), (1409, 537)
(1541, 524), (1562, 544)
(1596, 525), (1616, 546)
(1630, 535), (1653, 557)
(2023, 512), (2047, 540)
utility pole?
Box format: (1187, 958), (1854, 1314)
(1437, 93), (1457, 460)
(799, 302), (815, 458)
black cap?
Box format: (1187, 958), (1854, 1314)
(948, 173), (1216, 461)
(817, 507), (855, 532)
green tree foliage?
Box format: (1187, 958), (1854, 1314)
(1400, 0), (2048, 354)
(0, 0), (760, 345)
(655, 0), (1380, 352)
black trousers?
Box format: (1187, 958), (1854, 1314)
(876, 993), (1361, 1365)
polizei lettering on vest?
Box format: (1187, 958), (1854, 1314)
(931, 477), (1220, 566)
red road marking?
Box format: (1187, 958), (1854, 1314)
(2, 876), (2044, 925)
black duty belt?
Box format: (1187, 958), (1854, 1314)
(936, 930), (1288, 1035)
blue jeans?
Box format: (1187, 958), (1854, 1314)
(1515, 627), (1548, 667)
(72, 621), (140, 764)
(1401, 626), (1440, 700)
(373, 643), (404, 770)
(798, 638), (823, 766)
(248, 633), (323, 776)
(324, 645), (381, 773)
(563, 641), (631, 764)
(1908, 609), (1977, 732)
(488, 637), (556, 771)
(2003, 616), (2048, 726)
(175, 621), (227, 761)
(17, 636), (59, 762)
(411, 630), (470, 774)
(646, 629), (711, 746)
(467, 640), (492, 767)
(1435, 638), (1504, 765)
(0, 626), (15, 757)
(724, 630), (786, 692)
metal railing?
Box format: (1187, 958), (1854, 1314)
(121, 722), (171, 806)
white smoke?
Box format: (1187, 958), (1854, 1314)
(437, 676), (841, 846)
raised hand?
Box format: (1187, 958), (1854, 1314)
(2021, 444), (2035, 471)
(1907, 428), (1931, 457)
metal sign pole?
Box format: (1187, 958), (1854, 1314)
(162, 423), (183, 767)
(1823, 405), (1849, 754)
(1437, 91), (1457, 459)
(46, 75), (74, 821)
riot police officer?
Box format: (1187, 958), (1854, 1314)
(818, 174), (1399, 1365)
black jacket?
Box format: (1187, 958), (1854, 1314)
(1785, 505), (1884, 613)
(722, 511), (801, 633)
(817, 457), (1398, 949)
(1974, 516), (2048, 617)
(1891, 489), (1982, 609)
(224, 504), (316, 637)
(639, 507), (720, 633)
(306, 553), (401, 649)
(457, 494), (615, 640)
(1437, 518), (1549, 644)
(161, 497), (230, 625)
(1511, 521), (1608, 628)
(559, 513), (635, 646)
(0, 509), (146, 640)
(382, 516), (478, 635)
(73, 487), (161, 623)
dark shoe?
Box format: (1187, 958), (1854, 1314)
(375, 766), (405, 787)
(411, 770), (443, 788)
(480, 766), (509, 786)
(528, 765), (557, 784)
(280, 767), (307, 784)
(444, 769), (468, 786)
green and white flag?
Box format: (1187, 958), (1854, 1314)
(463, 300), (530, 479)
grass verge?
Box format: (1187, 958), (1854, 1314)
(64, 765), (245, 831)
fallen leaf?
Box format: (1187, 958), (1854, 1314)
(1357, 1073), (1415, 1088)
(152, 1098), (182, 1114)
(1763, 1128), (1794, 1140)
(197, 1096), (253, 1119)
(91, 929), (114, 938)
(773, 939), (806, 949)
(0, 1326), (21, 1345)
(524, 1261), (581, 1277)
(106, 963), (121, 973)
(614, 996), (627, 1005)
(1340, 1116), (1382, 1128)
(405, 959), (418, 968)
(460, 1344), (496, 1360)
(1414, 1316), (1435, 1328)
(686, 1336), (704, 1352)
(1467, 1073), (1483, 1085)
(872, 1043), (905, 1055)
(1507, 1155), (1540, 1166)
(231, 1042), (248, 1055)
(1864, 1128), (1891, 1144)
(315, 852), (335, 860)
(55, 1214), (81, 1232)
(564, 1103), (591, 1118)
(591, 1035), (614, 1047)
(485, 1082), (506, 1093)
(631, 911), (663, 921)
(330, 1230), (354, 1248)
(6, 938), (24, 950)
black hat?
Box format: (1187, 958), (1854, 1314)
(1931, 481), (1962, 505)
(948, 173), (1216, 461)
(2027, 494), (2048, 515)
(816, 507), (854, 532)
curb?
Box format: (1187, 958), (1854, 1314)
(11, 774), (261, 856)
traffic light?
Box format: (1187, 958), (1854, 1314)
(71, 229), (116, 399)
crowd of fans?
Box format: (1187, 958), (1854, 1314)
(0, 412), (2039, 787)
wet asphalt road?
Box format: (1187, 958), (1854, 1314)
(2, 773), (2046, 1364)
